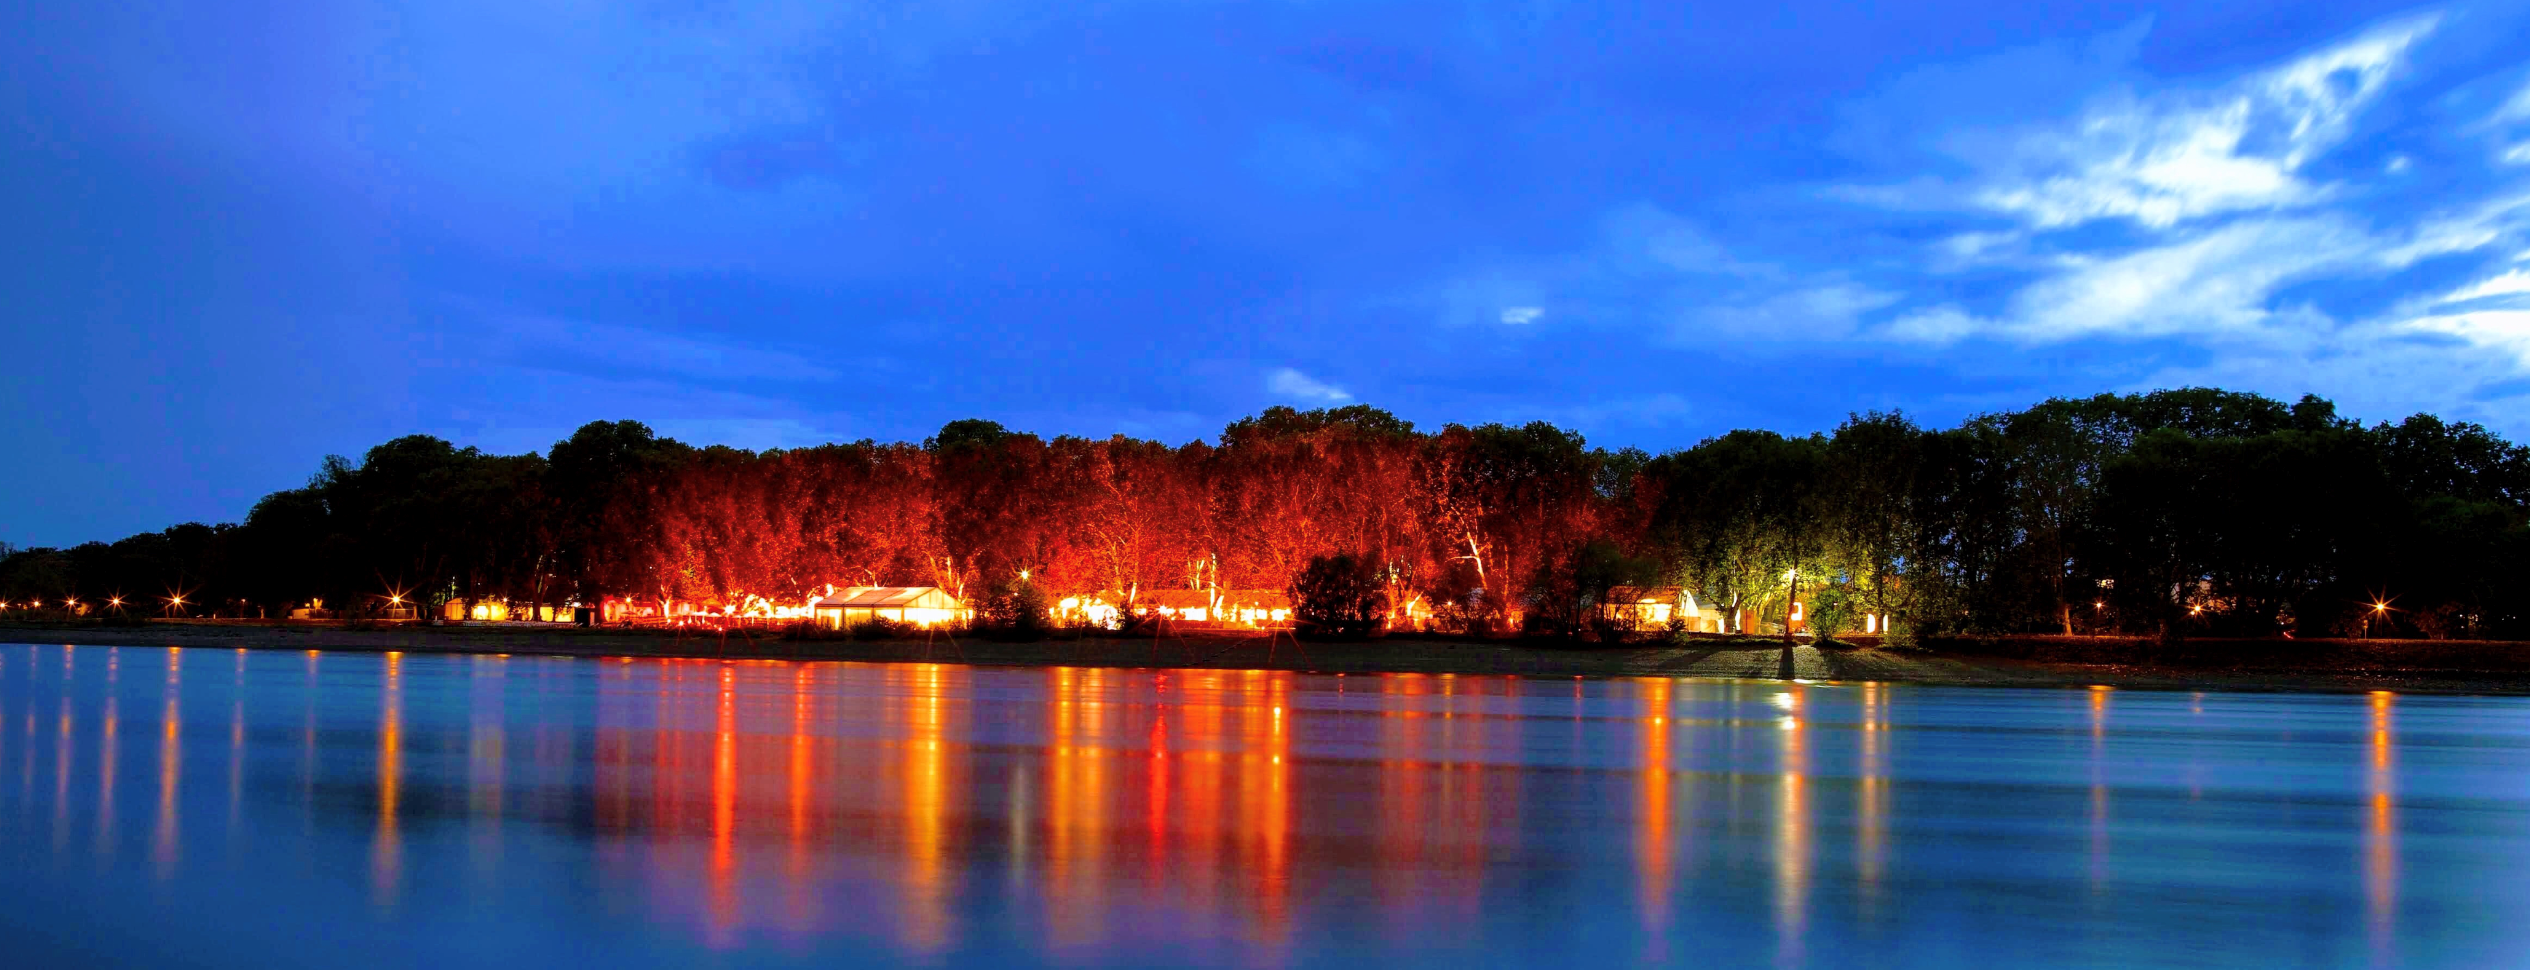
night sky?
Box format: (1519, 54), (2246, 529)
(7, 1), (2530, 547)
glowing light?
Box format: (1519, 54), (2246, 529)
(110, 597), (123, 607)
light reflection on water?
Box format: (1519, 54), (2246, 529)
(1, 643), (2528, 968)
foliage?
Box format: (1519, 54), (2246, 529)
(848, 617), (912, 641)
(1289, 553), (1389, 638)
(7, 389), (2528, 644)
(979, 576), (1053, 639)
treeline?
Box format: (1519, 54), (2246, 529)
(5, 388), (2526, 640)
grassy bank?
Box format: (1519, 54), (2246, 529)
(3, 621), (2528, 694)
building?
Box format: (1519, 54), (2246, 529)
(809, 586), (968, 629)
(1054, 595), (1122, 628)
(1220, 589), (1295, 628)
(1134, 589), (1218, 623)
(439, 600), (575, 622)
(1601, 586), (1743, 633)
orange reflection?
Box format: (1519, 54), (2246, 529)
(1775, 684), (1809, 968)
(373, 652), (404, 907)
(53, 695), (72, 854)
(303, 651), (324, 836)
(154, 648), (182, 880)
(1636, 678), (1674, 942)
(96, 650), (118, 860)
(1857, 683), (1888, 900)
(468, 655), (508, 875)
(784, 665), (817, 933)
(2087, 685), (2111, 892)
(707, 665), (737, 947)
(899, 663), (954, 954)
(1240, 670), (1295, 948)
(1044, 666), (1111, 948)
(2365, 691), (2397, 965)
(1375, 673), (1434, 929)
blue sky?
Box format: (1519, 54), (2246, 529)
(7, 1), (2530, 546)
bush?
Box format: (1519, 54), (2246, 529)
(1808, 583), (1860, 642)
(1290, 553), (1389, 638)
(979, 577), (1051, 639)
(849, 618), (911, 641)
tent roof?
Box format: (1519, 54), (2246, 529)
(813, 586), (961, 609)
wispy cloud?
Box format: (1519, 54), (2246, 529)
(1266, 367), (1352, 403)
(2502, 78), (2530, 124)
(1700, 284), (1900, 340)
(1845, 17), (2438, 230)
(452, 303), (842, 383)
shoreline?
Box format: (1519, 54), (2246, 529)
(6, 621), (2529, 695)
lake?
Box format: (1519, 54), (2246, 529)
(1, 642), (2524, 968)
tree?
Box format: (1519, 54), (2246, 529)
(1289, 553), (1389, 638)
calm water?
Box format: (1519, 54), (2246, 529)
(1, 644), (2526, 968)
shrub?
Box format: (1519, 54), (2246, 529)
(849, 618), (911, 641)
(1290, 553), (1389, 638)
(979, 577), (1051, 639)
(1807, 583), (1860, 642)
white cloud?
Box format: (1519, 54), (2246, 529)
(1856, 17), (2437, 231)
(1878, 217), (2374, 345)
(1884, 305), (1983, 344)
(1701, 284), (1901, 340)
(2439, 267), (2530, 304)
(2501, 79), (2530, 124)
(1266, 367), (1352, 403)
(1500, 306), (1544, 325)
(2137, 332), (2530, 432)
(2386, 264), (2530, 367)
(2379, 191), (2530, 267)
(2506, 142), (2530, 165)
(1938, 230), (2023, 263)
(2403, 309), (2530, 360)
(2005, 217), (2371, 340)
